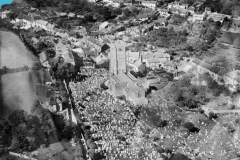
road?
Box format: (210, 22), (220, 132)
(211, 110), (240, 114)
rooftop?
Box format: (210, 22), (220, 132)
(225, 70), (240, 82)
(192, 58), (212, 70)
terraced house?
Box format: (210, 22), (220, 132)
(191, 58), (240, 91)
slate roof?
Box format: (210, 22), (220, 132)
(147, 56), (160, 63)
(99, 21), (109, 29)
(192, 58), (212, 70)
(87, 37), (103, 46)
(17, 14), (33, 22)
(209, 66), (220, 74)
(36, 20), (48, 26)
(128, 51), (140, 59)
(220, 32), (240, 48)
(162, 61), (176, 67)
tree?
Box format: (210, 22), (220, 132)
(93, 13), (104, 21)
(74, 142), (84, 159)
(170, 152), (191, 160)
(123, 8), (131, 17)
(11, 133), (30, 151)
(88, 149), (95, 159)
(157, 120), (168, 128)
(209, 111), (218, 120)
(45, 49), (56, 59)
(8, 110), (27, 127)
(0, 120), (12, 135)
(112, 7), (122, 16)
(7, 12), (18, 20)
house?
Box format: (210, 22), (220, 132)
(39, 52), (51, 69)
(33, 20), (48, 30)
(146, 56), (161, 69)
(68, 30), (79, 42)
(158, 9), (170, 17)
(191, 58), (225, 84)
(141, 1), (157, 10)
(231, 17), (240, 28)
(15, 14), (33, 28)
(142, 52), (170, 65)
(133, 59), (146, 72)
(90, 23), (100, 33)
(223, 70), (240, 91)
(207, 12), (231, 24)
(127, 51), (140, 64)
(192, 12), (206, 22)
(0, 10), (11, 19)
(46, 23), (55, 34)
(68, 12), (75, 17)
(161, 61), (178, 74)
(205, 7), (211, 15)
(168, 1), (189, 10)
(179, 9), (189, 17)
(188, 6), (195, 15)
(191, 58), (212, 74)
(86, 37), (104, 52)
(58, 30), (69, 39)
(219, 32), (240, 49)
(94, 53), (109, 65)
(72, 26), (87, 37)
(59, 12), (68, 16)
(99, 21), (109, 31)
(125, 27), (141, 37)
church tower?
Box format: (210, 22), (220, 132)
(109, 40), (126, 75)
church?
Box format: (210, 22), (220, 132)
(108, 40), (148, 105)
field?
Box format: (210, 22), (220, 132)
(0, 31), (43, 118)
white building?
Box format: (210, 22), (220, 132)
(68, 12), (75, 17)
(46, 23), (55, 34)
(0, 10), (11, 19)
(207, 12), (231, 24)
(158, 9), (170, 17)
(192, 12), (206, 22)
(141, 1), (157, 10)
(32, 20), (48, 30)
(127, 51), (140, 64)
(168, 1), (189, 10)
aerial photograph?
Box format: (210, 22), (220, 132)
(1, 0), (240, 159)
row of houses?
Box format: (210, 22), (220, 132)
(191, 58), (240, 92)
(126, 49), (179, 74)
(11, 13), (87, 40)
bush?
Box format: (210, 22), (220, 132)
(198, 108), (204, 114)
(209, 111), (218, 120)
(235, 118), (240, 124)
(157, 120), (168, 128)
